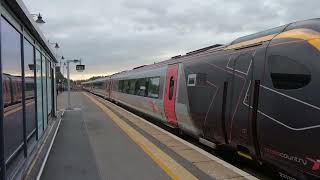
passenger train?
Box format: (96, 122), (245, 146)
(3, 74), (34, 107)
(82, 19), (320, 179)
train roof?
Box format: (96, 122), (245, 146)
(81, 76), (110, 84)
(83, 18), (320, 83)
(109, 43), (227, 78)
(7, 1), (58, 63)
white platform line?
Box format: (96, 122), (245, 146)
(36, 112), (63, 180)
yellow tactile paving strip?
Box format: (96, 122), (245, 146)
(83, 92), (198, 180)
(85, 92), (254, 180)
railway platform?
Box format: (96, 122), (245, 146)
(24, 91), (258, 180)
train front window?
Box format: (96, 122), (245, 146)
(269, 55), (311, 90)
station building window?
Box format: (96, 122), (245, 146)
(35, 50), (43, 137)
(1, 17), (24, 160)
(23, 39), (36, 137)
(47, 60), (52, 115)
(269, 55), (311, 90)
(42, 55), (48, 129)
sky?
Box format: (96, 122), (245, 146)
(23, 0), (320, 80)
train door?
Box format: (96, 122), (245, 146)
(164, 64), (179, 126)
(227, 47), (266, 159)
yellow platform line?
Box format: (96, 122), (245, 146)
(83, 92), (197, 180)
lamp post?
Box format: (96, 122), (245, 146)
(66, 59), (81, 110)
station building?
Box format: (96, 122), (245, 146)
(0, 0), (58, 179)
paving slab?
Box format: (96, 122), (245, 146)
(194, 161), (241, 179)
(41, 92), (170, 180)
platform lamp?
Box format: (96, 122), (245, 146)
(48, 42), (61, 65)
(60, 55), (65, 70)
(30, 13), (45, 24)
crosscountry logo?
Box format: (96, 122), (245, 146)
(307, 158), (320, 171)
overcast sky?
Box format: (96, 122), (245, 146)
(23, 0), (320, 80)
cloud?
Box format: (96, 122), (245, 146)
(23, 0), (320, 80)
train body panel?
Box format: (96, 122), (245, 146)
(82, 19), (320, 179)
(258, 26), (320, 178)
(3, 75), (11, 106)
(110, 66), (167, 124)
(175, 63), (200, 136)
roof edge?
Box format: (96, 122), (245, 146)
(4, 0), (58, 63)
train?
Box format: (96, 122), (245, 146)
(3, 74), (34, 107)
(82, 18), (320, 179)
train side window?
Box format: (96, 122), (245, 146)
(129, 79), (136, 94)
(119, 80), (124, 92)
(145, 80), (149, 97)
(269, 55), (311, 90)
(134, 79), (140, 95)
(123, 80), (129, 93)
(135, 78), (146, 96)
(168, 76), (174, 100)
(148, 77), (160, 98)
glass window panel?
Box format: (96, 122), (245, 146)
(42, 55), (48, 129)
(118, 80), (123, 92)
(35, 50), (43, 137)
(53, 66), (56, 113)
(123, 80), (129, 94)
(148, 77), (160, 98)
(129, 79), (136, 94)
(24, 39), (36, 137)
(47, 60), (51, 115)
(1, 17), (23, 160)
(135, 78), (147, 96)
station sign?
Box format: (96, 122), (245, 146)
(76, 65), (85, 72)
